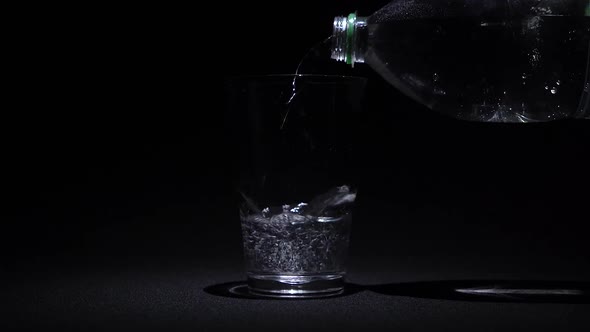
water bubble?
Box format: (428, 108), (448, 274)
(432, 73), (439, 82)
(529, 49), (540, 67)
(545, 86), (549, 90)
(550, 87), (557, 94)
(556, 80), (561, 86)
(434, 88), (446, 95)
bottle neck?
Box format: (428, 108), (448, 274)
(331, 13), (368, 67)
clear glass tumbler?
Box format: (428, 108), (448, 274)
(226, 74), (367, 298)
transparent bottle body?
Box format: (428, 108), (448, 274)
(353, 0), (590, 122)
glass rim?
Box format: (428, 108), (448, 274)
(226, 74), (367, 84)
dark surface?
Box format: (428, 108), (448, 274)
(5, 0), (590, 331)
(5, 255), (590, 331)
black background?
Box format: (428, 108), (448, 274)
(3, 1), (590, 330)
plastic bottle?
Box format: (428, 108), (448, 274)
(331, 0), (590, 122)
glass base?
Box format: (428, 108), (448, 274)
(247, 273), (345, 298)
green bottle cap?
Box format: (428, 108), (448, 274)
(346, 13), (356, 65)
